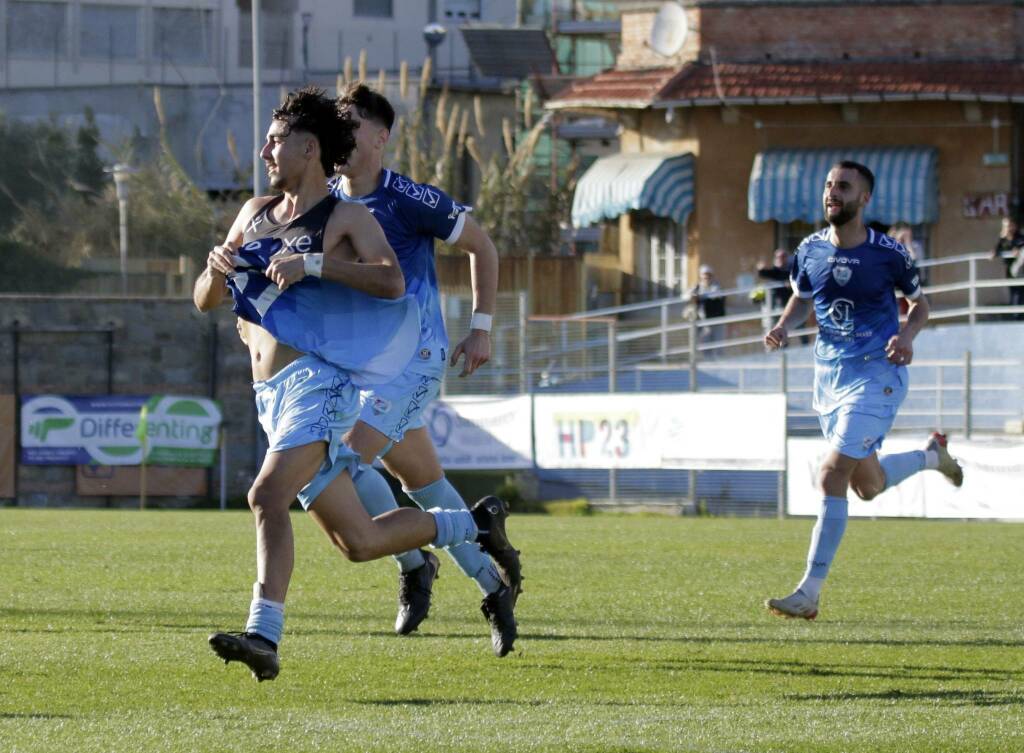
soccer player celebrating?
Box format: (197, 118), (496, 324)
(193, 87), (517, 680)
(328, 83), (520, 657)
(763, 160), (963, 620)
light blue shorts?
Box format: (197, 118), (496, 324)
(818, 405), (899, 459)
(253, 355), (360, 510)
(357, 367), (443, 446)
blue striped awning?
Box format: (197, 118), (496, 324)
(748, 147), (938, 225)
(572, 152), (695, 228)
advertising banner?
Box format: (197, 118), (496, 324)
(423, 395), (533, 470)
(533, 393), (786, 470)
(787, 436), (1024, 520)
(21, 395), (222, 467)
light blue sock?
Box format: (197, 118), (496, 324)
(353, 465), (425, 573)
(429, 506), (478, 549)
(408, 477), (503, 595)
(879, 450), (926, 491)
(245, 585), (284, 646)
(803, 495), (848, 580)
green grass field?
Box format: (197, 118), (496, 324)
(2, 508), (1022, 753)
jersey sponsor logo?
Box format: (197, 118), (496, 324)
(245, 213), (266, 235)
(826, 297), (855, 335)
(826, 256), (860, 265)
(280, 234), (313, 253)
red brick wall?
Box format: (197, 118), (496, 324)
(701, 5), (1019, 62)
(619, 5), (1023, 67)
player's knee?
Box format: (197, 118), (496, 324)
(851, 480), (882, 501)
(247, 479), (289, 515)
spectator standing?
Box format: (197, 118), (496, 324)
(690, 264), (727, 350)
(991, 217), (1024, 317)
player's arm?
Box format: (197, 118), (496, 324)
(448, 214), (498, 377)
(886, 294), (929, 365)
(273, 202), (405, 298)
(764, 294), (811, 350)
(194, 197), (267, 312)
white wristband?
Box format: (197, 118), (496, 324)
(470, 312), (493, 332)
(303, 252), (324, 278)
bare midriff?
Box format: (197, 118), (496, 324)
(238, 319), (304, 382)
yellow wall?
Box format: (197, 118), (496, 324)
(609, 101), (1013, 292)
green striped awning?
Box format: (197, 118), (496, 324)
(571, 152), (695, 227)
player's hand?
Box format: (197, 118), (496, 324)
(764, 325), (788, 351)
(885, 333), (914, 365)
(265, 249), (305, 291)
(206, 245), (237, 277)
(449, 329), (491, 377)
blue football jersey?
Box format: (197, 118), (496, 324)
(329, 170), (469, 373)
(227, 236), (420, 387)
(791, 227), (922, 361)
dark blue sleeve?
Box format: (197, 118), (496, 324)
(790, 246), (813, 299)
(399, 181), (469, 244)
(893, 243), (922, 300)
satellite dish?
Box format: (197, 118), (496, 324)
(648, 2), (689, 58)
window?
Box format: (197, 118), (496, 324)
(649, 218), (687, 295)
(80, 5), (139, 60)
(775, 221), (824, 256)
(444, 0), (480, 19)
(238, 11), (293, 69)
(354, 0), (392, 17)
(153, 8), (214, 64)
(8, 1), (67, 58)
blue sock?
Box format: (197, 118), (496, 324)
(804, 495), (848, 580)
(353, 465), (425, 573)
(245, 584), (284, 647)
(879, 450), (926, 490)
(408, 477), (503, 595)
(429, 506), (478, 549)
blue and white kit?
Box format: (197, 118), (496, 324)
(791, 227), (922, 458)
(330, 170), (469, 444)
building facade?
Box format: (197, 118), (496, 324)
(549, 0), (1024, 302)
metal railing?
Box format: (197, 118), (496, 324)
(441, 250), (1024, 435)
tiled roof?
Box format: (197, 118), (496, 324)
(547, 61), (1024, 109)
(545, 66), (682, 109)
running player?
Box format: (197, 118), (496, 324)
(328, 83), (519, 657)
(763, 160), (963, 620)
(193, 87), (516, 680)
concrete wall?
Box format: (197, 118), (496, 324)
(0, 296), (259, 506)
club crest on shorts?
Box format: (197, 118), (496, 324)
(371, 397), (392, 415)
(419, 347), (432, 360)
(832, 265), (853, 286)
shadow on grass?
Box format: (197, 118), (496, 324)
(0, 713), (74, 719)
(786, 689), (1024, 707)
(646, 656), (1024, 683)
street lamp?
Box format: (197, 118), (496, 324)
(423, 23), (446, 83)
(104, 163), (137, 295)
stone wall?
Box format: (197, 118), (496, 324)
(0, 295), (259, 506)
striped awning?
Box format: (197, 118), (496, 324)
(748, 147), (938, 225)
(571, 152), (695, 228)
